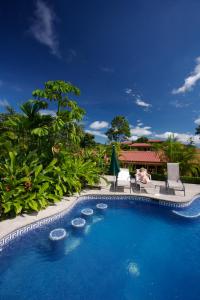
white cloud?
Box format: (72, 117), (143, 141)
(66, 49), (77, 63)
(128, 121), (200, 145)
(129, 135), (138, 141)
(89, 121), (109, 130)
(135, 99), (152, 109)
(100, 67), (114, 73)
(130, 126), (152, 136)
(11, 85), (23, 92)
(172, 57), (200, 94)
(125, 90), (152, 111)
(154, 131), (200, 144)
(194, 117), (200, 125)
(176, 133), (199, 143)
(137, 122), (143, 126)
(85, 130), (106, 138)
(30, 0), (60, 57)
(136, 120), (143, 126)
(154, 132), (175, 139)
(125, 88), (133, 94)
(0, 99), (9, 107)
(40, 109), (56, 116)
(170, 100), (190, 108)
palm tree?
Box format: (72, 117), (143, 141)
(20, 100), (47, 122)
(153, 136), (200, 176)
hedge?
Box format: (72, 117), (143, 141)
(151, 173), (200, 184)
(151, 174), (166, 181)
(181, 176), (200, 184)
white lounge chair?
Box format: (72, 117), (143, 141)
(166, 163), (185, 196)
(116, 168), (131, 193)
(135, 168), (155, 193)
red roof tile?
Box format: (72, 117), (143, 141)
(121, 140), (163, 145)
(130, 143), (152, 147)
(121, 141), (132, 144)
(119, 151), (166, 163)
(148, 140), (163, 143)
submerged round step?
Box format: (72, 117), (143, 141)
(71, 217), (86, 228)
(81, 208), (94, 216)
(96, 203), (108, 210)
(49, 228), (67, 241)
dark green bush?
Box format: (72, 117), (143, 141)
(151, 173), (166, 181)
(151, 173), (200, 184)
(181, 176), (200, 184)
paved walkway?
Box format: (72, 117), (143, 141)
(0, 178), (199, 239)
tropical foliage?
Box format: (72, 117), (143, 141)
(195, 124), (200, 136)
(106, 115), (131, 142)
(0, 81), (103, 219)
(154, 136), (200, 176)
(80, 132), (96, 148)
(135, 136), (149, 143)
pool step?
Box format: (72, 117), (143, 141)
(173, 197), (200, 218)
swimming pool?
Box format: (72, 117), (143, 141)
(0, 196), (200, 300)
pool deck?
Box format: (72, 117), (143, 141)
(0, 178), (200, 240)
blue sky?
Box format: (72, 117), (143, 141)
(0, 0), (200, 144)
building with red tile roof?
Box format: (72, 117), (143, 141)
(119, 151), (166, 164)
(121, 139), (163, 145)
(119, 150), (166, 172)
(121, 140), (163, 151)
(128, 143), (152, 147)
(148, 139), (164, 143)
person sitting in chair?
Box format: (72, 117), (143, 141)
(137, 168), (151, 184)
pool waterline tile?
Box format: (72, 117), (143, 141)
(0, 194), (195, 250)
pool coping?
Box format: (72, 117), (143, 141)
(0, 192), (199, 250)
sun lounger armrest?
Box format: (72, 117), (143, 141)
(177, 179), (183, 184)
(167, 179), (184, 186)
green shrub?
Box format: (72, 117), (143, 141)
(151, 173), (166, 181)
(180, 176), (200, 184)
(0, 149), (102, 218)
(56, 151), (101, 195)
(151, 173), (200, 184)
(0, 152), (62, 218)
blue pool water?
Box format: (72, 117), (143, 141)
(1, 198), (200, 300)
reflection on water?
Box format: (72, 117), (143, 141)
(36, 239), (66, 262)
(84, 224), (91, 235)
(92, 215), (104, 224)
(65, 236), (81, 255)
(127, 261), (140, 277)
